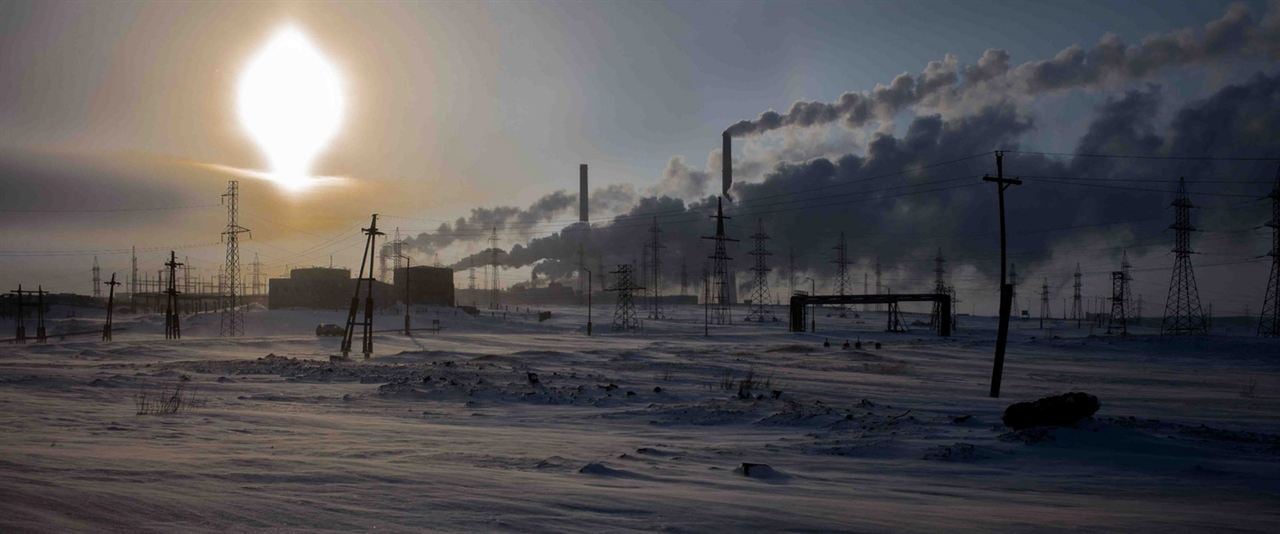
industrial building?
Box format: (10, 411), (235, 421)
(392, 265), (455, 307)
(268, 267), (395, 310)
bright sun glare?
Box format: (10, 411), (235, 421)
(238, 26), (344, 191)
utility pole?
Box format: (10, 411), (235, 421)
(983, 150), (1021, 398)
(1072, 263), (1083, 328)
(583, 267), (593, 335)
(103, 273), (119, 341)
(220, 180), (251, 337)
(92, 256), (101, 298)
(10, 285), (27, 343)
(394, 252), (412, 335)
(341, 214), (383, 359)
(35, 286), (46, 343)
(1260, 166), (1280, 336)
(747, 219), (772, 322)
(1161, 178), (1208, 335)
(788, 246), (797, 297)
(875, 256), (883, 312)
(130, 246), (138, 310)
(164, 251), (183, 340)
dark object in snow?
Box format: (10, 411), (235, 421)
(855, 338), (862, 349)
(626, 390), (636, 397)
(599, 383), (618, 391)
(527, 372), (540, 386)
(1002, 392), (1100, 430)
(952, 414), (972, 424)
(653, 386), (663, 393)
(823, 338), (830, 347)
(315, 323), (343, 337)
(771, 390), (782, 399)
(735, 462), (788, 481)
(537, 311), (552, 322)
(874, 342), (882, 349)
(842, 340), (850, 349)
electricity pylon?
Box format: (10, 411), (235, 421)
(1161, 178), (1208, 335)
(1260, 167), (1280, 336)
(701, 197), (736, 324)
(1071, 263), (1083, 328)
(164, 251), (183, 340)
(747, 219), (772, 322)
(220, 181), (251, 337)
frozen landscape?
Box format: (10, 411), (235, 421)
(2, 305), (1277, 532)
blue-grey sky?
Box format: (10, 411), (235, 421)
(1, 0), (1278, 314)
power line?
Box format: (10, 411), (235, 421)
(1004, 150), (1280, 162)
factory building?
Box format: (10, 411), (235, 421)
(392, 265), (455, 307)
(267, 267), (398, 310)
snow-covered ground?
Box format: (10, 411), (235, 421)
(1, 304), (1278, 532)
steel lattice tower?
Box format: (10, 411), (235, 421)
(1071, 263), (1083, 327)
(1038, 277), (1050, 328)
(1161, 178), (1208, 335)
(747, 219), (772, 322)
(1009, 262), (1020, 318)
(930, 248), (946, 328)
(1121, 250), (1135, 321)
(1108, 271), (1128, 334)
(92, 256), (101, 298)
(164, 251), (183, 340)
(701, 197), (736, 324)
(608, 264), (642, 330)
(832, 232), (850, 298)
(251, 253), (262, 295)
(648, 217), (664, 319)
(220, 181), (250, 337)
(489, 227), (501, 310)
(1260, 167), (1280, 336)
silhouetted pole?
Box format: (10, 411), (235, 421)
(805, 277), (816, 333)
(103, 273), (120, 341)
(11, 285), (25, 343)
(36, 286), (47, 343)
(584, 267), (593, 336)
(983, 151), (1021, 398)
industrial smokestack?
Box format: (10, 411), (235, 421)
(722, 131), (733, 201)
(579, 164), (588, 222)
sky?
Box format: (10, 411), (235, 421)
(1, 0), (1278, 316)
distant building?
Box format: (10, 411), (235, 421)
(268, 267), (397, 310)
(393, 266), (455, 307)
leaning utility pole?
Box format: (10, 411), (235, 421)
(1161, 178), (1208, 335)
(103, 273), (120, 341)
(1260, 166), (1280, 337)
(1071, 263), (1083, 328)
(220, 181), (251, 337)
(701, 197), (737, 325)
(341, 214), (383, 359)
(983, 150), (1021, 398)
(747, 219), (772, 322)
(164, 251), (183, 340)
(92, 256), (101, 298)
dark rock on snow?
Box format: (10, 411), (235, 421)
(1002, 392), (1100, 430)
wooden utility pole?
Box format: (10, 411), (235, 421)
(164, 252), (183, 340)
(103, 273), (120, 341)
(982, 151), (1021, 398)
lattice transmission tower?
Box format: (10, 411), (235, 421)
(929, 248), (946, 328)
(701, 197), (736, 324)
(164, 251), (183, 340)
(1108, 271), (1128, 334)
(220, 181), (251, 336)
(1038, 277), (1050, 329)
(92, 256), (101, 298)
(1121, 250), (1135, 322)
(747, 219), (772, 322)
(1009, 262), (1020, 318)
(489, 227), (501, 310)
(1161, 178), (1208, 335)
(647, 217), (664, 319)
(608, 264), (642, 330)
(1262, 167), (1280, 336)
(1069, 263), (1082, 327)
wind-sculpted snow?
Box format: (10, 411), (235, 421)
(0, 305), (1277, 531)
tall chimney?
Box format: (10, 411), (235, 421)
(579, 164), (588, 222)
(722, 132), (733, 201)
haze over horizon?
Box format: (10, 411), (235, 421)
(2, 0), (1279, 316)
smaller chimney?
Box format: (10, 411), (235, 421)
(722, 132), (733, 201)
(579, 164), (589, 222)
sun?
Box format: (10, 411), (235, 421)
(237, 25), (345, 190)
